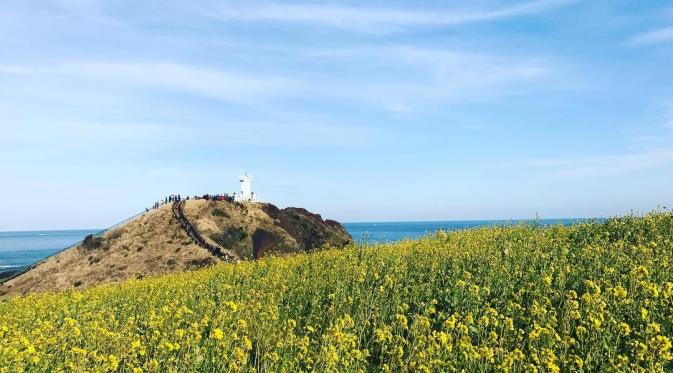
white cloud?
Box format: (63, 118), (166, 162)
(625, 25), (673, 46)
(75, 62), (302, 104)
(665, 106), (673, 128)
(0, 61), (302, 104)
(396, 47), (549, 84)
(0, 45), (567, 114)
(0, 119), (372, 150)
(527, 148), (673, 178)
(0, 66), (35, 75)
(520, 112), (673, 179)
(211, 0), (580, 32)
(310, 46), (558, 111)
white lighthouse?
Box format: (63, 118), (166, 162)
(234, 171), (259, 203)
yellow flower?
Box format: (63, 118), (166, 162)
(438, 331), (450, 346)
(505, 317), (514, 331)
(444, 314), (458, 330)
(646, 283), (659, 298)
(617, 322), (631, 336)
(373, 328), (384, 342)
(585, 280), (601, 295)
(108, 355), (119, 371)
(613, 285), (627, 299)
(243, 336), (252, 350)
(573, 355), (584, 368)
(634, 265), (649, 278)
(226, 301), (238, 312)
(543, 276), (552, 286)
(212, 328), (224, 340)
(649, 335), (672, 355)
(395, 314), (408, 328)
(646, 322), (661, 334)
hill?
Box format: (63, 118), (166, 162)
(0, 212), (672, 371)
(0, 199), (351, 295)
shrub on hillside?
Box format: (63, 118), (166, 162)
(211, 208), (229, 218)
(210, 226), (247, 248)
(81, 234), (103, 250)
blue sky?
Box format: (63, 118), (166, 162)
(1, 0), (673, 230)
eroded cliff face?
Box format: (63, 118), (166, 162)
(1, 199), (351, 296)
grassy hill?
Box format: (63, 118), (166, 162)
(1, 212), (672, 371)
(1, 199), (351, 296)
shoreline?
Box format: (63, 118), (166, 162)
(0, 265), (26, 282)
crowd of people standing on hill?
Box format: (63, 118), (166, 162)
(145, 193), (234, 212)
(147, 194), (183, 212)
(199, 194), (234, 202)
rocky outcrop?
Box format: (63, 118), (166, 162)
(252, 229), (282, 259)
(270, 206), (352, 253)
(1, 199), (351, 296)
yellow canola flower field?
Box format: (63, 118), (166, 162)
(1, 212), (673, 372)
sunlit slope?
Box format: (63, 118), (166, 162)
(1, 212), (672, 371)
(0, 204), (211, 295)
(1, 199), (351, 296)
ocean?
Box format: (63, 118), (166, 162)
(0, 230), (99, 277)
(343, 218), (585, 243)
(0, 219), (590, 279)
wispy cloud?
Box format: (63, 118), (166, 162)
(664, 103), (673, 129)
(308, 46), (560, 111)
(526, 148), (673, 178)
(520, 109), (673, 178)
(523, 103), (673, 178)
(0, 61), (302, 104)
(0, 119), (373, 150)
(0, 45), (567, 114)
(631, 101), (673, 145)
(396, 47), (549, 84)
(625, 25), (673, 46)
(211, 0), (580, 32)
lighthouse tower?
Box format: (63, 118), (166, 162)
(234, 171), (258, 202)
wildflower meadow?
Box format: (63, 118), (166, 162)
(1, 212), (672, 372)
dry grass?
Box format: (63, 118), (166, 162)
(1, 204), (215, 296)
(183, 199), (298, 258)
(1, 199), (350, 296)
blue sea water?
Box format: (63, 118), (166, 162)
(342, 218), (588, 244)
(0, 219), (592, 276)
(0, 230), (99, 270)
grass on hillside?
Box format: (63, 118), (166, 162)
(1, 212), (673, 372)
